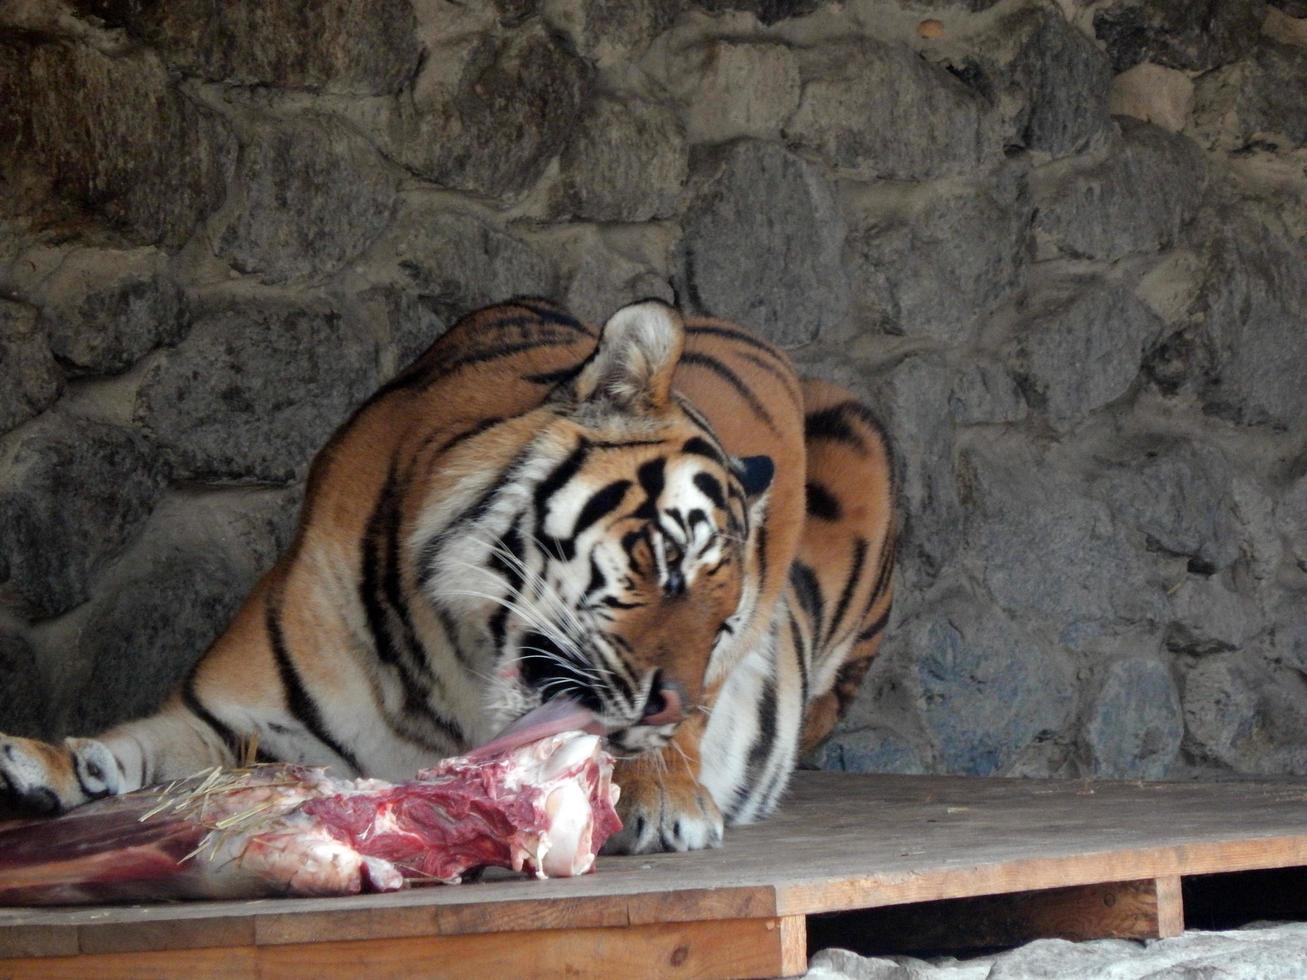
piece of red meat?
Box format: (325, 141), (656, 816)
(0, 731), (620, 906)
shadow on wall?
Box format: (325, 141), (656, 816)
(1, 0), (1305, 781)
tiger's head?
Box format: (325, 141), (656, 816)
(437, 301), (773, 755)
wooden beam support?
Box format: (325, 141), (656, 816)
(0, 916), (796, 980)
(808, 876), (1186, 956)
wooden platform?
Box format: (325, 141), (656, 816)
(2, 772), (1306, 978)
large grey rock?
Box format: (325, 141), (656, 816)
(817, 725), (928, 775)
(1084, 656), (1183, 777)
(1092, 438), (1244, 572)
(786, 39), (1001, 181)
(806, 923), (1307, 979)
(135, 301), (380, 483)
(1033, 120), (1205, 262)
(1093, 0), (1269, 72)
(215, 115), (397, 283)
(0, 299), (61, 430)
(552, 96), (686, 222)
(563, 235), (674, 327)
(952, 5), (1113, 159)
(859, 354), (959, 590)
(0, 630), (48, 739)
(67, 550), (247, 734)
(904, 595), (1076, 776)
(366, 206), (557, 327)
(542, 0), (681, 64)
(1278, 472), (1307, 575)
(1165, 576), (1261, 655)
(37, 248), (187, 375)
(352, 284), (447, 373)
(844, 169), (1031, 342)
(371, 25), (589, 198)
(1183, 653), (1307, 775)
(669, 40), (800, 144)
(1193, 41), (1307, 149)
(74, 0), (423, 95)
(1012, 276), (1163, 430)
(0, 415), (166, 618)
(678, 141), (847, 346)
(960, 438), (1168, 647)
(0, 37), (233, 248)
(1193, 206), (1307, 432)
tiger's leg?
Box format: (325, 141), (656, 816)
(793, 379), (896, 755)
(604, 714), (726, 853)
(0, 589), (292, 814)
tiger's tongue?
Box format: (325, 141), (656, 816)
(466, 699), (606, 761)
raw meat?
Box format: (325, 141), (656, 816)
(0, 730), (620, 906)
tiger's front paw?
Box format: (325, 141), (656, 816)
(0, 734), (120, 815)
(602, 763), (724, 854)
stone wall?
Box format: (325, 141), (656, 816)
(1, 0), (1305, 780)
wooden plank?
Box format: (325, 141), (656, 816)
(1154, 875), (1184, 938)
(810, 877), (1178, 955)
(778, 914), (808, 978)
(0, 946), (259, 980)
(0, 918), (790, 980)
(3, 772), (1306, 958)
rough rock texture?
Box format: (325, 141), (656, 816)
(679, 141), (847, 346)
(68, 551), (248, 733)
(0, 414), (166, 618)
(0, 631), (47, 739)
(0, 36), (234, 247)
(787, 39), (1002, 180)
(0, 299), (62, 430)
(806, 922), (1307, 979)
(1, 0), (1305, 785)
(552, 95), (686, 222)
(1032, 119), (1205, 262)
(1093, 0), (1269, 73)
(36, 248), (187, 374)
(214, 115), (398, 283)
(367, 25), (589, 198)
(74, 0), (423, 94)
(134, 301), (381, 483)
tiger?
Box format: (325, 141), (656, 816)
(0, 297), (895, 853)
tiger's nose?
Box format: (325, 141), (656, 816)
(641, 672), (684, 726)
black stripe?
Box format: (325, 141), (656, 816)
(805, 481), (842, 521)
(376, 471), (468, 745)
(743, 665), (779, 800)
(789, 561), (824, 643)
(856, 604), (892, 644)
(512, 298), (592, 334)
(826, 537), (869, 648)
(181, 668), (243, 762)
(417, 449), (534, 588)
(740, 351), (803, 410)
(694, 472), (726, 511)
(266, 596), (364, 775)
(635, 457), (666, 521)
(804, 404), (866, 451)
(682, 436), (724, 463)
(413, 337), (581, 393)
(534, 443), (591, 562)
(790, 611), (810, 706)
(686, 323), (789, 369)
(571, 479), (630, 539)
(679, 351), (780, 435)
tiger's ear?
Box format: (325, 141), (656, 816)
(735, 455), (774, 499)
(567, 300), (684, 413)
